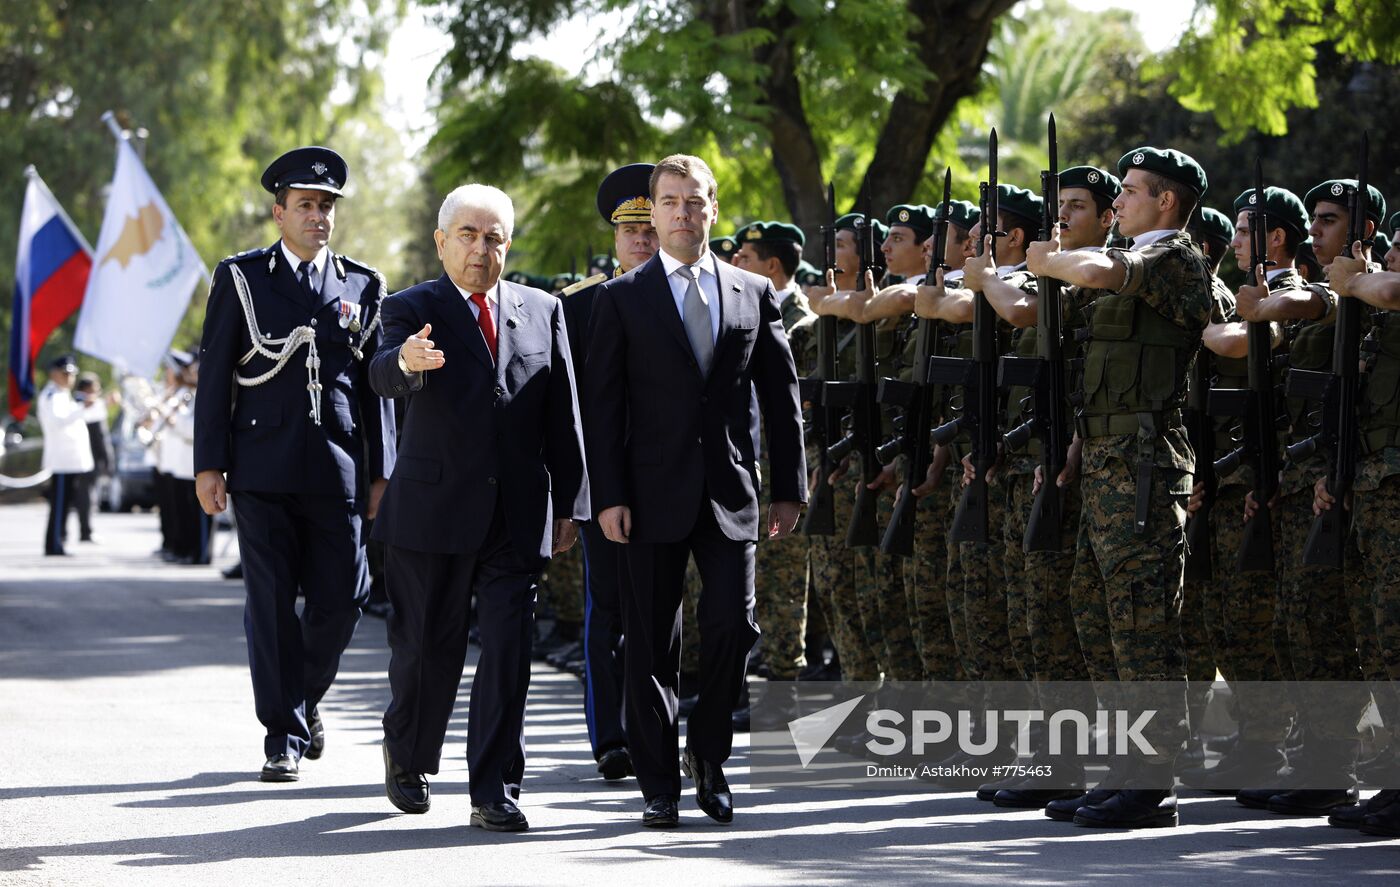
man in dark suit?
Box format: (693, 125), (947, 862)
(370, 183), (588, 833)
(560, 162), (659, 783)
(583, 154), (806, 827)
(195, 146), (396, 783)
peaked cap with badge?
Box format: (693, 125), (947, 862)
(596, 163), (655, 226)
(261, 146), (348, 197)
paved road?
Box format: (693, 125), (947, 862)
(1, 503), (1398, 886)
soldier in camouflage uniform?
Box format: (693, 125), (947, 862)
(733, 221), (817, 680)
(1178, 206), (1235, 764)
(1303, 182), (1400, 835)
(985, 167), (1121, 807)
(804, 214), (891, 681)
(1181, 187), (1312, 792)
(1028, 147), (1213, 829)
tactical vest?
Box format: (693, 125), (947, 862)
(1361, 312), (1400, 453)
(1006, 324), (1039, 456)
(1284, 316), (1335, 447)
(1078, 292), (1199, 436)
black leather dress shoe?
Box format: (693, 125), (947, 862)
(597, 747), (634, 781)
(1045, 788), (1115, 822)
(642, 795), (679, 828)
(1267, 787), (1359, 815)
(471, 799), (529, 832)
(1330, 790), (1399, 830)
(383, 743), (430, 813)
(1361, 795), (1400, 837)
(304, 707), (325, 760)
(1073, 789), (1178, 829)
(682, 748), (733, 824)
(260, 754), (299, 782)
(222, 562), (243, 580)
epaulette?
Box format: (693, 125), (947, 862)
(336, 253), (380, 277)
(222, 246), (272, 264)
(559, 271), (608, 297)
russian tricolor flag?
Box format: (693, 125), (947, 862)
(8, 168), (92, 421)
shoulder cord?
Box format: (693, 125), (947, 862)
(226, 264), (385, 425)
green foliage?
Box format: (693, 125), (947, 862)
(1158, 0), (1400, 143)
(0, 0), (406, 418)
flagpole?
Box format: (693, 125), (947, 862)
(23, 164), (95, 257)
(99, 109), (127, 143)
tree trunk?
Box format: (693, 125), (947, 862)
(719, 0), (1019, 246)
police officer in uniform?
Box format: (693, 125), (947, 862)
(195, 147), (396, 782)
(562, 162), (659, 780)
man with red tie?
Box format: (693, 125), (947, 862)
(369, 183), (589, 832)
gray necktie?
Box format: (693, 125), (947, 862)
(680, 265), (713, 375)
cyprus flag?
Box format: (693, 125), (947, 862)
(75, 135), (207, 377)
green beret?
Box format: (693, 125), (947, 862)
(885, 204), (936, 241)
(932, 199), (980, 233)
(1390, 211), (1400, 238)
(794, 259), (822, 287)
(1304, 179), (1388, 226)
(1118, 146), (1208, 197)
(710, 235), (739, 259)
(1188, 207), (1236, 247)
(503, 270), (533, 286)
(833, 213), (889, 244)
(995, 184), (1043, 229)
(1232, 186), (1309, 236)
(740, 220), (806, 248)
(1375, 231), (1393, 258)
(1058, 166), (1121, 201)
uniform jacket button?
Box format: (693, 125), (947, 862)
(487, 476), (497, 485)
(310, 318), (318, 327)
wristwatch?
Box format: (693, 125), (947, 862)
(398, 351), (414, 375)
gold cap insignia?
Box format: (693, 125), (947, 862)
(1331, 183), (1345, 197)
(610, 195), (653, 224)
(1132, 152), (1146, 165)
(898, 209), (910, 222)
(1087, 171), (1100, 184)
(745, 227), (762, 240)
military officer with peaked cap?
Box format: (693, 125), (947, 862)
(561, 162), (660, 782)
(194, 146), (396, 783)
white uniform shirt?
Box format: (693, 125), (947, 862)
(38, 383), (95, 474)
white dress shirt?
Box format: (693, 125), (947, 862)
(659, 248), (721, 344)
(281, 241), (329, 293)
(1129, 229), (1178, 251)
(453, 281), (500, 332)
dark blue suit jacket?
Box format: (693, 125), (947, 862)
(194, 243), (396, 501)
(582, 252), (805, 544)
(368, 274), (588, 562)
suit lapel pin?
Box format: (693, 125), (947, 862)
(506, 316), (518, 329)
(731, 283), (741, 292)
(268, 252), (277, 274)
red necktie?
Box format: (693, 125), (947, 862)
(469, 292), (497, 362)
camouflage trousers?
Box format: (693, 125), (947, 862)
(854, 489), (921, 681)
(544, 541), (585, 625)
(809, 474), (881, 680)
(755, 529), (810, 679)
(902, 475), (963, 682)
(1274, 485), (1368, 742)
(1180, 504), (1221, 737)
(1004, 471), (1089, 683)
(1199, 484), (1292, 744)
(949, 470), (1022, 682)
(1070, 455), (1188, 761)
(1352, 476), (1400, 736)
